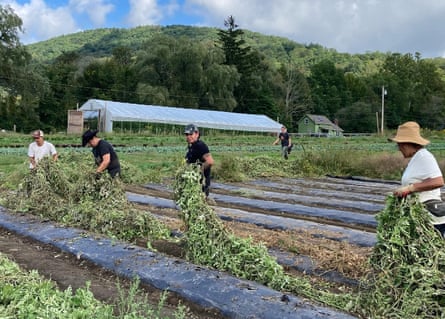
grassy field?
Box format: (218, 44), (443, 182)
(2, 130), (445, 318)
(2, 129), (445, 185)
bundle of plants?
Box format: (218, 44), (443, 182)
(0, 253), (115, 318)
(0, 253), (188, 319)
(173, 164), (354, 311)
(7, 154), (170, 242)
(356, 195), (445, 318)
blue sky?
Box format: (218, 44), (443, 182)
(1, 0), (445, 58)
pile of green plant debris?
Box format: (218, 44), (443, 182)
(174, 165), (445, 317)
(355, 195), (445, 318)
(5, 154), (170, 242)
(173, 164), (352, 311)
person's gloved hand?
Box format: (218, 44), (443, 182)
(394, 184), (414, 197)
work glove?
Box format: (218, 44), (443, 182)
(394, 184), (414, 198)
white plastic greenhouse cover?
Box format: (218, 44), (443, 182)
(79, 99), (283, 133)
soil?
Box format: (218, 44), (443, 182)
(0, 176), (382, 318)
(0, 227), (224, 319)
(129, 184), (374, 281)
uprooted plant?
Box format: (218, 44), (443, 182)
(5, 154), (170, 242)
(173, 164), (445, 317)
(355, 195), (445, 318)
(173, 164), (353, 311)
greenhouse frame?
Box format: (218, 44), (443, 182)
(79, 99), (282, 133)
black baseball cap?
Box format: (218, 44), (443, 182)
(184, 124), (198, 134)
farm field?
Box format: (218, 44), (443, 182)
(0, 175), (387, 318)
(127, 176), (390, 281)
(1, 131), (445, 318)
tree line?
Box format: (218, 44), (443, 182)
(1, 5), (445, 134)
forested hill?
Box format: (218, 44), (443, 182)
(26, 24), (389, 75)
(13, 23), (445, 134)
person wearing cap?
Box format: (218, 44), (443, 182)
(389, 121), (445, 235)
(273, 126), (292, 160)
(28, 130), (58, 169)
(82, 129), (120, 178)
(184, 124), (214, 197)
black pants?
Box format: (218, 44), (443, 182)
(434, 223), (445, 238)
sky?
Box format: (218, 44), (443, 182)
(1, 0), (445, 58)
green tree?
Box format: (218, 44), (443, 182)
(109, 46), (138, 102)
(134, 35), (239, 111)
(336, 101), (378, 133)
(277, 60), (313, 130)
(218, 15), (270, 115)
(379, 53), (445, 129)
(76, 60), (114, 101)
(308, 59), (350, 119)
(0, 5), (42, 132)
(38, 52), (81, 131)
(76, 47), (138, 104)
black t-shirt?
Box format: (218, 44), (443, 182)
(278, 132), (290, 147)
(185, 139), (211, 185)
(92, 139), (120, 177)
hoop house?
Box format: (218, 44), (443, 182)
(79, 99), (282, 133)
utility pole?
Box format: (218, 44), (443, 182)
(381, 86), (387, 135)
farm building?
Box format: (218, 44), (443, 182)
(297, 114), (343, 137)
(79, 99), (282, 133)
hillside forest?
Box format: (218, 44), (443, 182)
(2, 4), (445, 134)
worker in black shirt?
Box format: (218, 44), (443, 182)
(184, 124), (214, 197)
(82, 129), (121, 178)
(273, 125), (292, 159)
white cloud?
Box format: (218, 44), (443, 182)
(185, 0), (445, 57)
(126, 0), (163, 26)
(1, 0), (445, 57)
(1, 0), (78, 44)
(69, 0), (114, 26)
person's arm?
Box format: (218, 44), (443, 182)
(29, 156), (36, 169)
(28, 144), (36, 168)
(411, 176), (444, 192)
(96, 153), (111, 173)
(394, 176), (444, 197)
(50, 144), (58, 161)
(288, 136), (292, 146)
(273, 137), (279, 145)
(202, 153), (214, 170)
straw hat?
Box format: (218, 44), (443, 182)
(388, 121), (430, 146)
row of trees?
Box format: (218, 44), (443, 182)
(1, 5), (445, 134)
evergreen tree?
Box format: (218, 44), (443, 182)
(218, 15), (268, 115)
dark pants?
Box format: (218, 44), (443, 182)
(434, 224), (445, 238)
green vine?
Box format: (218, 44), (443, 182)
(173, 164), (353, 311)
(356, 195), (445, 318)
(6, 155), (170, 242)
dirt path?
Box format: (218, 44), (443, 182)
(0, 227), (223, 319)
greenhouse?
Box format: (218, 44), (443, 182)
(79, 99), (282, 133)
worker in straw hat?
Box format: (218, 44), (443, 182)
(389, 121), (445, 236)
